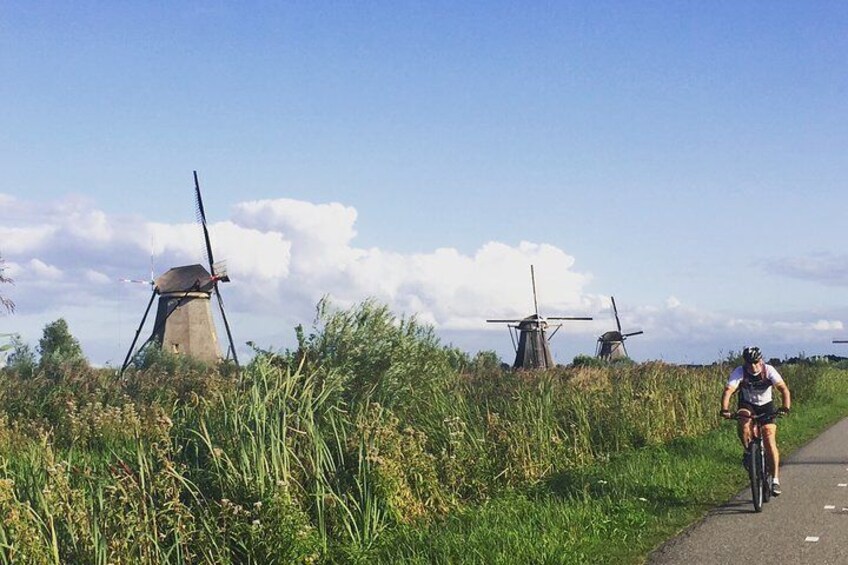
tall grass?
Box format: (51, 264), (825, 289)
(0, 298), (845, 562)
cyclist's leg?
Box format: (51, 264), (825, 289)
(736, 405), (754, 449)
(763, 422), (779, 480)
(751, 401), (778, 479)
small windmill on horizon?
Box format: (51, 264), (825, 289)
(595, 296), (643, 361)
(487, 265), (592, 370)
(120, 171), (239, 375)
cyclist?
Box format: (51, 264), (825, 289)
(720, 346), (791, 496)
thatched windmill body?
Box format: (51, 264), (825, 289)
(487, 265), (592, 369)
(595, 296), (643, 360)
(120, 171), (239, 374)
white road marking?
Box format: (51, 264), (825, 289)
(805, 536), (820, 543)
(838, 483), (847, 487)
(824, 505), (836, 510)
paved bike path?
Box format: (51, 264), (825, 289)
(648, 416), (848, 565)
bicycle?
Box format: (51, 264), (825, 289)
(731, 410), (783, 512)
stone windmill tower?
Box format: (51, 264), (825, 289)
(487, 265), (592, 369)
(120, 171), (239, 374)
(595, 296), (643, 361)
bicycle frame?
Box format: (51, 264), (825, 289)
(734, 411), (781, 513)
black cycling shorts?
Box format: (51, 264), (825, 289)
(738, 400), (776, 423)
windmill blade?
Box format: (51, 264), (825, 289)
(611, 296), (622, 333)
(193, 171), (238, 370)
(547, 316), (593, 320)
(623, 330), (644, 338)
(193, 170), (216, 275)
(120, 278), (154, 287)
(213, 286), (239, 367)
(120, 243), (157, 288)
(487, 319), (523, 323)
(530, 265), (540, 318)
(833, 340), (848, 344)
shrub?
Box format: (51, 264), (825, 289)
(3, 335), (36, 377)
(37, 319), (87, 380)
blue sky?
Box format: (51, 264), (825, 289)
(2, 2), (847, 365)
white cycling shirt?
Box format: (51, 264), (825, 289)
(726, 364), (784, 406)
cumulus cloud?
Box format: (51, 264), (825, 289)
(767, 253), (848, 286)
(2, 191), (844, 365)
(27, 259), (63, 280)
(1, 193), (596, 352)
(227, 199), (597, 329)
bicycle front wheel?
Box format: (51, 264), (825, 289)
(749, 442), (764, 512)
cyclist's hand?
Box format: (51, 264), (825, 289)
(720, 409), (733, 419)
(778, 406), (790, 416)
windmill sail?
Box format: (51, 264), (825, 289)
(194, 171), (239, 367)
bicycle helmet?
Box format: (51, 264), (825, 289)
(742, 346), (762, 364)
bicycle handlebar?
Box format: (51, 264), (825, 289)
(729, 410), (785, 421)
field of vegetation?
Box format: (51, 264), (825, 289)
(1, 298), (847, 564)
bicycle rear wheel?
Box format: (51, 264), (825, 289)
(749, 442), (763, 512)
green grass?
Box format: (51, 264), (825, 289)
(368, 395), (848, 564)
(3, 301), (848, 563)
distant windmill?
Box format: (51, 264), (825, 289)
(120, 171), (239, 374)
(595, 296), (643, 361)
(487, 265), (592, 369)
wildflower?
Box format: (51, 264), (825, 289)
(252, 519), (261, 527)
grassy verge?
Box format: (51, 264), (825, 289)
(369, 395), (848, 564)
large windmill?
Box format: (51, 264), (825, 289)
(120, 171), (239, 374)
(595, 296), (643, 361)
(487, 265), (592, 369)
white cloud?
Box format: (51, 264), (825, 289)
(233, 199), (359, 277)
(85, 269), (112, 284)
(27, 259), (62, 279)
(773, 319), (844, 333)
(3, 192), (845, 365)
(768, 253), (848, 286)
(0, 226), (58, 254)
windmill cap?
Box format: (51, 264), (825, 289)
(155, 264), (214, 293)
